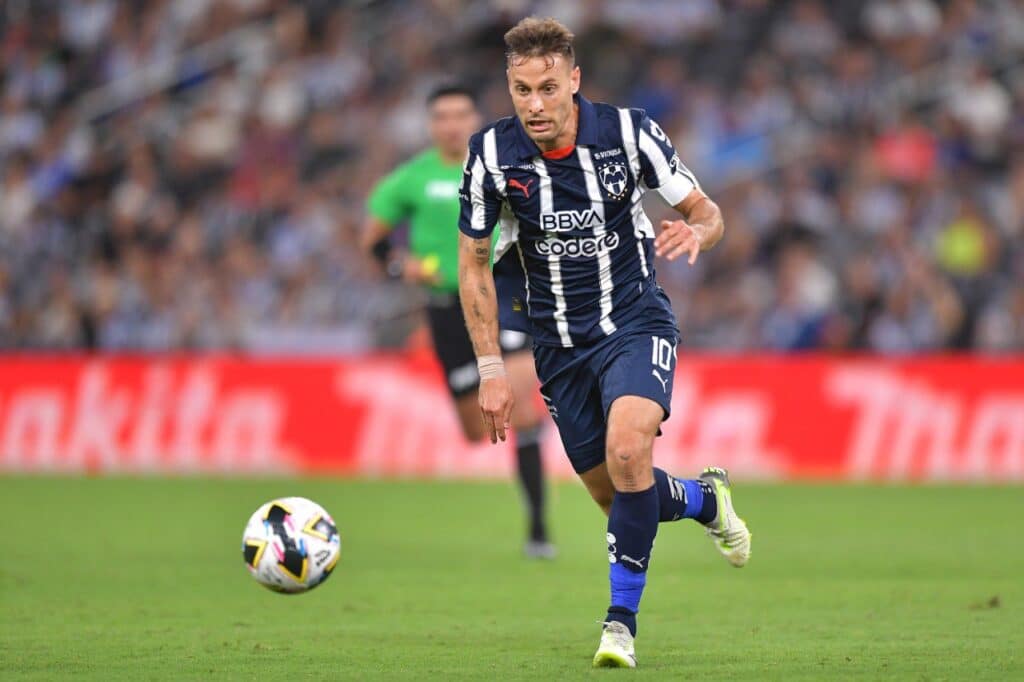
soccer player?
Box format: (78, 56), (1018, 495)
(457, 18), (751, 667)
(362, 84), (554, 559)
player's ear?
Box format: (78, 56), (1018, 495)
(570, 65), (580, 94)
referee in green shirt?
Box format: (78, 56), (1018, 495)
(362, 84), (553, 558)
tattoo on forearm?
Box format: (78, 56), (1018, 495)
(458, 235), (501, 356)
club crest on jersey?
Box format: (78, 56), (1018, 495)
(598, 162), (628, 200)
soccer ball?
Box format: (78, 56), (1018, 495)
(242, 497), (341, 593)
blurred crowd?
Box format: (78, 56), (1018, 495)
(1, 0), (1023, 353)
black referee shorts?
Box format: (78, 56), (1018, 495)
(425, 292), (532, 399)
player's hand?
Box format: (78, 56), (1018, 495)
(478, 375), (514, 444)
(402, 255), (442, 285)
(655, 219), (705, 265)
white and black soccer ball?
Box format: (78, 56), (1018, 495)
(242, 497), (341, 593)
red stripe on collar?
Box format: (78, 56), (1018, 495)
(541, 144), (576, 160)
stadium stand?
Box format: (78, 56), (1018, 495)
(1, 0), (1022, 352)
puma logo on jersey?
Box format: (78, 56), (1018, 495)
(652, 369), (668, 393)
(508, 178), (534, 198)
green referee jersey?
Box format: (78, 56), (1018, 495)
(368, 147), (490, 294)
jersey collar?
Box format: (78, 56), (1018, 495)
(511, 93), (598, 161)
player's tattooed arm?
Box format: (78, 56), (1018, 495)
(458, 231), (514, 444)
(654, 189), (725, 264)
(457, 232), (501, 357)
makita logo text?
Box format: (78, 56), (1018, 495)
(536, 233), (620, 258)
(540, 209), (603, 232)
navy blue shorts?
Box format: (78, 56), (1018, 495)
(534, 318), (679, 476)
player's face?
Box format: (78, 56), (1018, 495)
(507, 54), (580, 150)
(428, 94), (481, 160)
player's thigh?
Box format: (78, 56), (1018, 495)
(597, 330), (678, 490)
(534, 345), (606, 476)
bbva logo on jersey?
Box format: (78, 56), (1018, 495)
(598, 162), (629, 200)
(540, 209), (603, 232)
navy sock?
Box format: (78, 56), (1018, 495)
(653, 468), (717, 524)
(514, 427), (546, 542)
(605, 484), (658, 637)
(606, 605), (636, 637)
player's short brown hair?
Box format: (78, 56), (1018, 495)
(504, 17), (575, 67)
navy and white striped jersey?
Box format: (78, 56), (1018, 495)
(458, 94), (700, 348)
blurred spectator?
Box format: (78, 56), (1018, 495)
(0, 0), (1022, 353)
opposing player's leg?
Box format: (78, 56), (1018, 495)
(503, 330), (553, 558)
(427, 295), (552, 553)
(426, 294), (490, 440)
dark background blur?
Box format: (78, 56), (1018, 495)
(2, 0), (1022, 354)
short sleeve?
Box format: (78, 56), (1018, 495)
(458, 132), (501, 239)
(636, 113), (701, 206)
(367, 164), (410, 226)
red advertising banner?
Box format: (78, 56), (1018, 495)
(1, 355), (1022, 480)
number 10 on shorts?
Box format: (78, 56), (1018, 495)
(651, 336), (676, 371)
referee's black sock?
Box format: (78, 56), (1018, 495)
(515, 426), (547, 543)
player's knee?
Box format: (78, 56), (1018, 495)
(606, 429), (651, 466)
(605, 430), (653, 491)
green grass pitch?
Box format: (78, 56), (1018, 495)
(1, 477), (1021, 680)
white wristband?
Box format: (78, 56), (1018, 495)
(477, 355), (506, 381)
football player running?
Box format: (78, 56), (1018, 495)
(457, 18), (751, 667)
